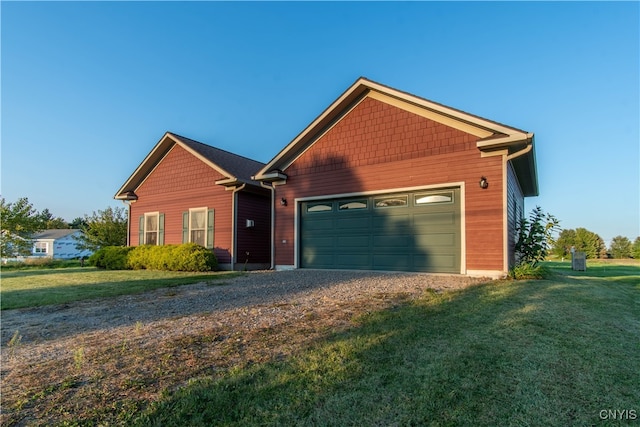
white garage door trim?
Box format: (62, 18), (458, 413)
(291, 182), (466, 274)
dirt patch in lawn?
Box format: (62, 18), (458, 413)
(1, 270), (488, 426)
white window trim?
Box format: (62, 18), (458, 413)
(189, 207), (208, 246)
(34, 241), (48, 254)
(144, 212), (160, 245)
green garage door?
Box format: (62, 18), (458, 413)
(300, 188), (461, 273)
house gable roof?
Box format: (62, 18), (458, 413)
(115, 132), (266, 200)
(32, 229), (82, 240)
(254, 77), (538, 196)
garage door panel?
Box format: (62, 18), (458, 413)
(301, 252), (334, 268)
(336, 253), (370, 268)
(304, 218), (334, 231)
(337, 235), (370, 249)
(373, 254), (412, 270)
(302, 236), (333, 248)
(413, 212), (456, 227)
(413, 233), (456, 247)
(373, 234), (411, 248)
(336, 216), (370, 231)
(373, 217), (412, 234)
(414, 254), (457, 271)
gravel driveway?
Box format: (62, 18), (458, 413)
(1, 269), (487, 376)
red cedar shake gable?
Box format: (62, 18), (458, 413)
(254, 77), (537, 197)
(115, 132), (266, 200)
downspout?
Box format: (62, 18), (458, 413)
(121, 200), (131, 246)
(231, 184), (247, 271)
(260, 182), (276, 270)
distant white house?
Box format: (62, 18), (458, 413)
(31, 229), (93, 259)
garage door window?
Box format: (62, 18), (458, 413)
(374, 195), (408, 208)
(307, 202), (333, 213)
(339, 200), (367, 210)
(415, 192), (454, 205)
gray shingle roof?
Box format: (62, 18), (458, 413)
(168, 133), (264, 183)
(32, 229), (82, 240)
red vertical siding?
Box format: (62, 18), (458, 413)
(129, 144), (234, 264)
(236, 191), (271, 265)
(274, 96), (505, 271)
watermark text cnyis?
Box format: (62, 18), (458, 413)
(599, 409), (637, 421)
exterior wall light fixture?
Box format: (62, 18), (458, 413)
(280, 198), (287, 206)
(479, 177), (489, 189)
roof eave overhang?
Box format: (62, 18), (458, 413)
(252, 171), (288, 183)
(216, 177), (262, 188)
(115, 191), (139, 201)
(479, 132), (539, 197)
(476, 132), (534, 151)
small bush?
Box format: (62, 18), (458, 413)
(89, 244), (217, 271)
(89, 246), (133, 270)
(127, 243), (217, 272)
(167, 243), (218, 272)
(127, 245), (155, 270)
(508, 262), (551, 280)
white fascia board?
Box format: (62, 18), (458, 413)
(253, 171), (288, 182)
(476, 133), (534, 151)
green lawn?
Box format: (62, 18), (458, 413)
(0, 267), (242, 310)
(135, 261), (640, 426)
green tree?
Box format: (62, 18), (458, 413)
(574, 228), (602, 259)
(74, 206), (127, 251)
(632, 237), (640, 259)
(0, 197), (46, 257)
(553, 229), (577, 258)
(69, 217), (88, 229)
(514, 206), (560, 265)
(39, 208), (69, 229)
(597, 235), (608, 259)
(609, 235), (632, 259)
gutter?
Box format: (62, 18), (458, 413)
(506, 140), (533, 161)
(477, 132), (534, 151)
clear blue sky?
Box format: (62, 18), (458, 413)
(2, 1), (638, 245)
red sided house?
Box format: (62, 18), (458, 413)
(254, 78), (538, 278)
(115, 132), (271, 270)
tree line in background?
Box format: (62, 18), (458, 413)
(0, 197), (127, 257)
(2, 196), (639, 261)
(552, 227), (640, 260)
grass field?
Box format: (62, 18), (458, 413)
(2, 261), (638, 426)
(134, 261), (639, 426)
(0, 267), (242, 310)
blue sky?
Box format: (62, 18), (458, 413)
(2, 1), (638, 245)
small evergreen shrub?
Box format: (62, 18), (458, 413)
(127, 243), (217, 272)
(167, 243), (218, 272)
(90, 244), (217, 271)
(127, 245), (155, 270)
(89, 246), (133, 270)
